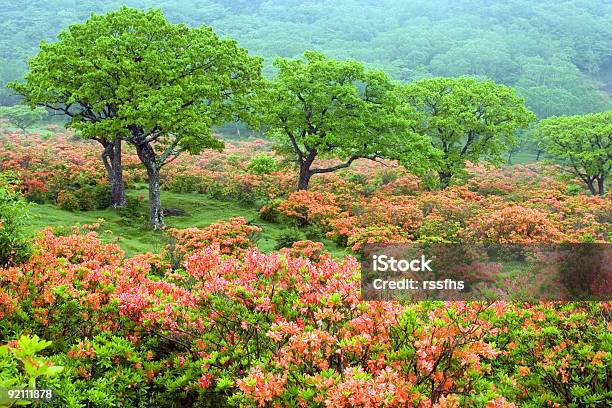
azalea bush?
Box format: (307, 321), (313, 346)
(1, 223), (610, 407)
(1, 128), (611, 407)
(3, 132), (609, 248)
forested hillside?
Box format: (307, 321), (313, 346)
(1, 0), (610, 118)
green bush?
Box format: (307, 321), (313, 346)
(57, 190), (81, 212)
(258, 199), (282, 223)
(76, 187), (95, 211)
(303, 225), (324, 241)
(77, 185), (112, 210)
(117, 196), (147, 226)
(0, 172), (32, 267)
(165, 174), (201, 193)
(565, 183), (585, 196)
(0, 335), (64, 407)
(274, 227), (305, 250)
(246, 155), (278, 175)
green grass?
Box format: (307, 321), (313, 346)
(28, 187), (348, 258)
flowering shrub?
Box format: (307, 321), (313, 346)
(276, 190), (341, 227)
(166, 217), (262, 259)
(0, 132), (132, 204)
(1, 127), (611, 407)
(1, 226), (610, 407)
(280, 240), (327, 263)
(468, 205), (565, 243)
(346, 225), (412, 253)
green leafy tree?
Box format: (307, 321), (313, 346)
(10, 7), (262, 228)
(0, 104), (46, 135)
(536, 111), (611, 195)
(402, 77), (536, 187)
(256, 51), (434, 190)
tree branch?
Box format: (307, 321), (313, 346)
(311, 155), (359, 174)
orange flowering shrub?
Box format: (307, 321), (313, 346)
(346, 225), (412, 253)
(166, 217), (262, 258)
(280, 240), (328, 263)
(1, 226), (610, 407)
(468, 205), (565, 243)
(276, 190), (341, 227)
(0, 132), (141, 203)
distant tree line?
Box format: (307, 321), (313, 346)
(0, 0), (610, 118)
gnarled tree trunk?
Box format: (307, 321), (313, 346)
(596, 175), (605, 196)
(297, 165), (313, 190)
(296, 150), (318, 190)
(134, 142), (164, 230)
(100, 138), (126, 207)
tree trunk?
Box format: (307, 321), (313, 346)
(586, 179), (597, 196)
(438, 172), (452, 189)
(596, 175), (605, 196)
(507, 150), (513, 165)
(135, 142), (164, 229)
(147, 166), (164, 230)
(536, 149), (542, 161)
(101, 139), (126, 207)
(297, 163), (313, 190)
(111, 139), (126, 207)
(297, 168), (312, 190)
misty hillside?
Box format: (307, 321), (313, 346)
(0, 0), (610, 117)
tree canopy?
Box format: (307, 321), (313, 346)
(256, 51), (434, 190)
(402, 77), (536, 187)
(536, 111), (611, 195)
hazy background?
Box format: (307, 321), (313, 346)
(0, 0), (610, 118)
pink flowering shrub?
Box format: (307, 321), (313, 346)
(1, 133), (611, 406)
(1, 225), (609, 407)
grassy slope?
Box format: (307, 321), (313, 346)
(28, 187), (347, 258)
